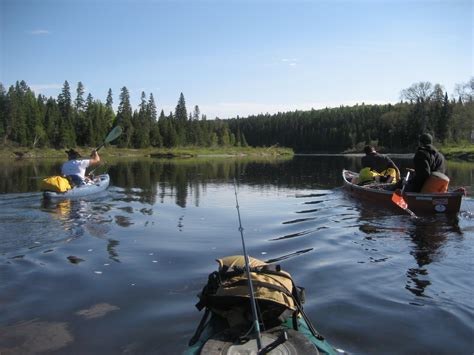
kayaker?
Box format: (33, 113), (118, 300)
(62, 149), (100, 186)
(406, 133), (446, 192)
(359, 145), (400, 184)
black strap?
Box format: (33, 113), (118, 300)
(188, 308), (210, 346)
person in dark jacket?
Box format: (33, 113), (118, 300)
(360, 145), (400, 183)
(406, 133), (446, 192)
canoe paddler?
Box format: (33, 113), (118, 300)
(405, 133), (447, 192)
(358, 145), (400, 185)
(62, 148), (100, 186)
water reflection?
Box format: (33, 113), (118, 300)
(406, 216), (462, 298)
(357, 206), (464, 300)
(40, 198), (120, 262)
(1, 155), (473, 208)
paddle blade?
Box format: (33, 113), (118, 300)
(104, 126), (123, 144)
(392, 190), (408, 209)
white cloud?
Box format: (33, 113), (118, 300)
(27, 29), (51, 35)
(281, 58), (298, 66)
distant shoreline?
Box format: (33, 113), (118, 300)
(296, 149), (473, 162)
(0, 146), (472, 162)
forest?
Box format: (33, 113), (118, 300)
(0, 81), (246, 150)
(227, 79), (474, 153)
(0, 79), (472, 153)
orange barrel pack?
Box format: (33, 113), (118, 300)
(421, 171), (449, 193)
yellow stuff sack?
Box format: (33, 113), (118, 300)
(380, 168), (398, 184)
(40, 176), (72, 192)
(358, 167), (380, 184)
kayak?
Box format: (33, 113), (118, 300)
(186, 255), (340, 355)
(342, 169), (465, 215)
(186, 313), (339, 355)
(43, 174), (110, 199)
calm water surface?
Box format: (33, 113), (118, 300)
(0, 155), (473, 354)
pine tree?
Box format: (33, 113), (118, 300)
(148, 93), (162, 147)
(115, 86), (133, 147)
(74, 82), (86, 112)
(0, 84), (6, 143)
(192, 105), (200, 120)
(175, 93), (187, 122)
(106, 88), (113, 110)
(24, 86), (42, 147)
(133, 91), (150, 148)
(8, 82), (27, 146)
(437, 92), (451, 143)
(44, 97), (62, 148)
(104, 88), (115, 134)
(57, 80), (76, 147)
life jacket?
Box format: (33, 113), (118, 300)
(358, 167), (381, 184)
(421, 171), (449, 193)
(358, 167), (397, 185)
(381, 168), (398, 183)
(40, 176), (72, 192)
(194, 256), (304, 327)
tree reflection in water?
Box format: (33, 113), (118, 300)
(406, 215), (462, 298)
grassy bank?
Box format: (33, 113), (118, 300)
(2, 144), (472, 161)
(439, 144), (474, 161)
(0, 145), (294, 160)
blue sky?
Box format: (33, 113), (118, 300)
(1, 0), (472, 118)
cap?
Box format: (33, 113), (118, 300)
(65, 149), (81, 159)
(419, 133), (433, 145)
(363, 145), (375, 154)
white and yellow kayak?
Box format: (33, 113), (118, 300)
(43, 174), (110, 199)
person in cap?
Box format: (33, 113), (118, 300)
(61, 149), (100, 186)
(359, 145), (400, 184)
(406, 133), (446, 192)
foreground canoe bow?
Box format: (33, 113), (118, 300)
(186, 255), (340, 355)
(43, 174), (110, 199)
(342, 170), (464, 215)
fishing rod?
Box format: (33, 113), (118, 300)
(233, 178), (263, 351)
(88, 162), (107, 178)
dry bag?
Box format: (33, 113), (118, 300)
(40, 176), (72, 193)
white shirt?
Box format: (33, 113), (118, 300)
(61, 159), (91, 178)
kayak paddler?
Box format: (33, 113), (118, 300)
(62, 149), (100, 186)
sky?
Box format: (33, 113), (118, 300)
(1, 0), (472, 119)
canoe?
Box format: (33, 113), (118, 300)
(342, 169), (464, 215)
(186, 256), (340, 355)
(43, 174), (110, 199)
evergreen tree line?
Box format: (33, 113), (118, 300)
(227, 79), (474, 152)
(0, 80), (247, 149)
(1, 79), (472, 153)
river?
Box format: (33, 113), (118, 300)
(0, 155), (473, 354)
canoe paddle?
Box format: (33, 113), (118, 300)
(391, 170), (418, 218)
(95, 126), (123, 152)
